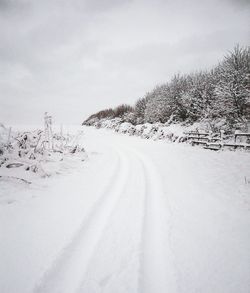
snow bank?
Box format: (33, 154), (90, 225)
(88, 118), (250, 151)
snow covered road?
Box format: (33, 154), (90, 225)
(1, 126), (250, 293)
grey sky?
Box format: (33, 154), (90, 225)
(0, 0), (249, 125)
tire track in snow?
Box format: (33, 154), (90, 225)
(99, 144), (180, 293)
(77, 149), (146, 293)
(34, 149), (130, 293)
(131, 150), (180, 293)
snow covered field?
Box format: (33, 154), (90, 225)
(1, 126), (250, 293)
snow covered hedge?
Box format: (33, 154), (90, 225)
(86, 118), (193, 142)
(86, 118), (250, 150)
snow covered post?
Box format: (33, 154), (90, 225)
(208, 130), (213, 142)
(220, 130), (225, 144)
(234, 129), (240, 144)
(7, 127), (12, 146)
(44, 112), (54, 150)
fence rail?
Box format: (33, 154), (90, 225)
(185, 131), (250, 151)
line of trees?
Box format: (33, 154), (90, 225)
(83, 45), (250, 130)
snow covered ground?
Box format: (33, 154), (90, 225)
(1, 126), (250, 293)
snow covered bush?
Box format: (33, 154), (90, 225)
(134, 124), (144, 136)
(141, 123), (155, 139)
(117, 122), (134, 134)
(101, 118), (122, 129)
(0, 124), (87, 180)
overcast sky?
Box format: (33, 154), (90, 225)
(0, 0), (249, 125)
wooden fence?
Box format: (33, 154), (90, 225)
(184, 130), (250, 151)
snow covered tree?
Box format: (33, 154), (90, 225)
(83, 108), (115, 125)
(84, 45), (249, 130)
(124, 112), (135, 124)
(214, 45), (250, 124)
(167, 74), (190, 122)
(144, 84), (173, 123)
(134, 94), (150, 124)
(113, 104), (134, 118)
(182, 71), (217, 122)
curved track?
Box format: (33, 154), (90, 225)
(2, 127), (249, 293)
(35, 142), (177, 293)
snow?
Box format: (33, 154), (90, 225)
(1, 126), (250, 293)
(0, 124), (87, 181)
